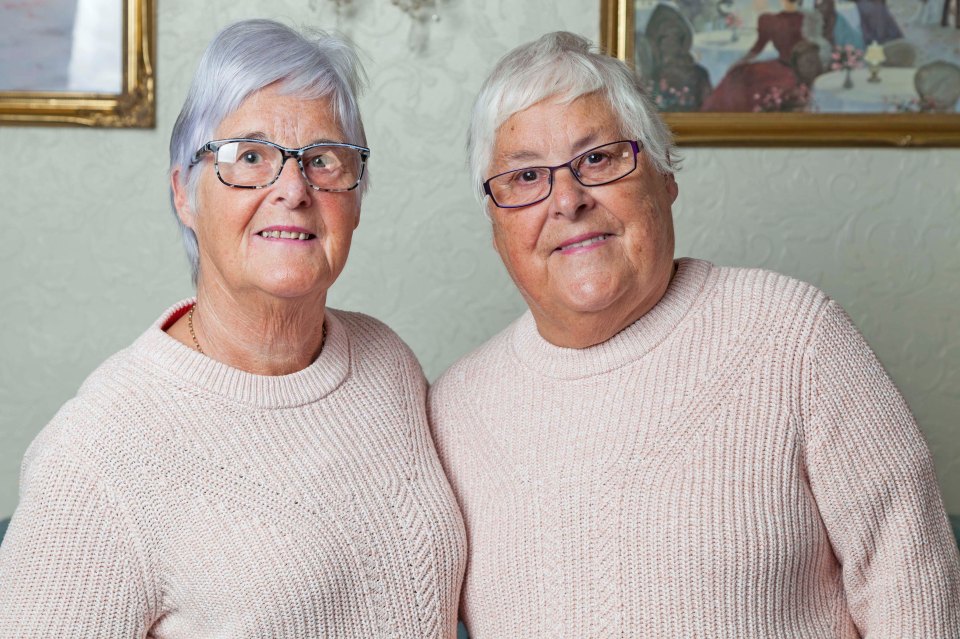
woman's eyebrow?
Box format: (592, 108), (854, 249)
(501, 149), (542, 165)
(228, 131), (270, 141)
(500, 132), (605, 166)
(227, 133), (344, 146)
(570, 131), (601, 152)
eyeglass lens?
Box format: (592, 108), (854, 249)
(488, 140), (637, 208)
(214, 141), (364, 190)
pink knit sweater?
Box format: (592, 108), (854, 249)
(0, 300), (466, 638)
(429, 258), (960, 638)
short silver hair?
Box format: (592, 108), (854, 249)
(467, 31), (678, 206)
(168, 19), (369, 283)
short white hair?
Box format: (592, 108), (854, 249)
(168, 19), (368, 283)
(467, 31), (678, 206)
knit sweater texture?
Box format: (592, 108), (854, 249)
(0, 300), (466, 638)
(429, 258), (960, 639)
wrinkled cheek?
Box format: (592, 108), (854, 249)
(326, 235), (355, 276)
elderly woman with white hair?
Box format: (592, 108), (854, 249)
(429, 31), (960, 638)
(0, 20), (465, 638)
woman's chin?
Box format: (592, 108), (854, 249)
(554, 280), (626, 315)
(250, 272), (331, 302)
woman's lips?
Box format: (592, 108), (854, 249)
(555, 233), (612, 254)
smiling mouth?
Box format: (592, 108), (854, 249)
(556, 233), (612, 252)
(257, 230), (316, 240)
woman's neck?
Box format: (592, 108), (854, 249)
(169, 281), (328, 376)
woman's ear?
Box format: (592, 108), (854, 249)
(664, 171), (679, 203)
(171, 168), (196, 230)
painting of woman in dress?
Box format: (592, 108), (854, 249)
(701, 0), (823, 110)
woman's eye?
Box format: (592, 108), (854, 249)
(517, 170), (541, 183)
(241, 152), (262, 164)
(310, 155), (329, 168)
(585, 152), (610, 165)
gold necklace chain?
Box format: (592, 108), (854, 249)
(187, 304), (203, 354)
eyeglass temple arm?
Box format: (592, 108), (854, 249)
(190, 142), (216, 166)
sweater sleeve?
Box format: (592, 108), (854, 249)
(0, 445), (153, 638)
(802, 300), (960, 638)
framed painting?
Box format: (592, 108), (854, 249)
(0, 0), (154, 128)
(600, 0), (960, 144)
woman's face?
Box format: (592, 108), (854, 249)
(174, 84), (361, 302)
(486, 92), (678, 343)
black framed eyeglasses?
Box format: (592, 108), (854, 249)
(191, 138), (371, 192)
(483, 140), (642, 209)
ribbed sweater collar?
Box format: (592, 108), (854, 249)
(131, 298), (350, 409)
(511, 258), (712, 379)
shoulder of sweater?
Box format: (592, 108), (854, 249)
(27, 343), (152, 464)
(21, 394), (123, 492)
(329, 307), (403, 343)
(429, 317), (518, 401)
(706, 263), (834, 329)
(328, 307), (423, 373)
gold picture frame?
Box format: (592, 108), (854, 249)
(600, 0), (960, 145)
(0, 0), (155, 128)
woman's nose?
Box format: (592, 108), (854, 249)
(272, 157), (311, 206)
(549, 167), (593, 219)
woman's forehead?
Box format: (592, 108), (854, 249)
(492, 94), (619, 164)
(215, 86), (342, 143)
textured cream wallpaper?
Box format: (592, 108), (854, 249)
(0, 0), (957, 520)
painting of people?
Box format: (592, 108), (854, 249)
(633, 0), (960, 113)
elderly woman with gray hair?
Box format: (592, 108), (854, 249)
(429, 31), (960, 638)
(0, 20), (464, 638)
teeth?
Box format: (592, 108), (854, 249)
(259, 230), (313, 240)
(564, 234), (610, 250)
